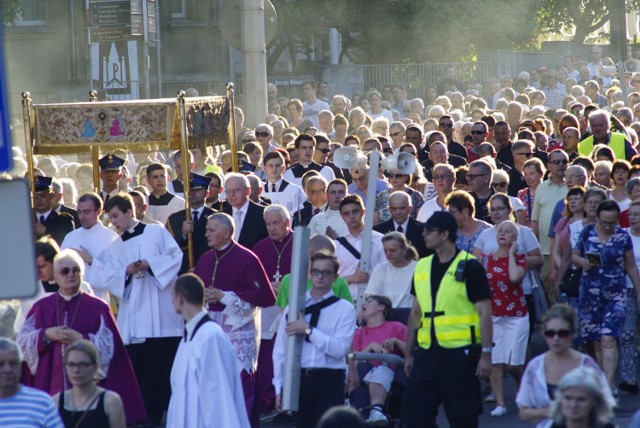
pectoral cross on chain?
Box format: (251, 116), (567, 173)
(273, 270), (282, 283)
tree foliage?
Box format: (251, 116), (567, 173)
(536, 0), (640, 43)
(270, 0), (540, 68)
(0, 0), (23, 24)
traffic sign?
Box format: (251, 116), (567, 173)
(90, 26), (133, 44)
(90, 0), (131, 26)
(0, 24), (13, 172)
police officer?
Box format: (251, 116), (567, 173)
(403, 211), (493, 428)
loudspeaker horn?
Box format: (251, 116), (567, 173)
(381, 152), (416, 175)
(333, 146), (363, 169)
(626, 59), (640, 73)
(599, 65), (617, 77)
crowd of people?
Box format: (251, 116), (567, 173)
(5, 49), (640, 427)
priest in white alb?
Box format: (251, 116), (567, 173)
(167, 273), (250, 428)
(93, 193), (183, 426)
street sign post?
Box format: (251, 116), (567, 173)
(0, 25), (12, 172)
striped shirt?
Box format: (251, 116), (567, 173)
(0, 385), (64, 428)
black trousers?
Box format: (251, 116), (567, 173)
(294, 368), (345, 428)
(402, 346), (482, 428)
(126, 337), (180, 425)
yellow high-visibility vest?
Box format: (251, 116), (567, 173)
(414, 250), (481, 349)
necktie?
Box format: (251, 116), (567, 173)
(104, 194), (110, 204)
(39, 215), (45, 224)
(192, 211), (199, 223)
(397, 225), (404, 233)
(313, 208), (321, 215)
(234, 211), (243, 239)
(272, 183), (277, 193)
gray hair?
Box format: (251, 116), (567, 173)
(469, 159), (494, 174)
(626, 177), (640, 195)
(0, 337), (22, 362)
(549, 367), (615, 426)
(53, 249), (85, 276)
(390, 121), (406, 132)
(255, 123), (274, 135)
(309, 234), (336, 254)
(246, 174), (263, 191)
(432, 163), (456, 176)
(318, 110), (334, 120)
(207, 212), (236, 237)
(264, 204), (289, 221)
(225, 172), (250, 189)
(492, 169), (509, 184)
(388, 191), (411, 206)
(588, 109), (611, 127)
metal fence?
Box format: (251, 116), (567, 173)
(363, 63), (491, 98)
(94, 80), (228, 101)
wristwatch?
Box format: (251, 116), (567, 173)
(305, 326), (313, 338)
(482, 346), (493, 353)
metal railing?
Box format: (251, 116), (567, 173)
(363, 62), (490, 98)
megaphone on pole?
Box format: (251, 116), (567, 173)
(333, 146), (367, 169)
(381, 152), (416, 175)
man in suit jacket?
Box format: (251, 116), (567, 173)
(292, 176), (328, 227)
(222, 173), (268, 249)
(33, 176), (74, 245)
(373, 190), (430, 259)
(167, 173), (217, 273)
(51, 179), (80, 228)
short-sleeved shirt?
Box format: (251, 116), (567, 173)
(531, 179), (567, 254)
(353, 321), (407, 367)
(484, 253), (528, 317)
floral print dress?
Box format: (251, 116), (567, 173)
(574, 224), (631, 341)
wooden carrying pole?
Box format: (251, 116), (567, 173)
(21, 92), (35, 219)
(89, 90), (100, 192)
(226, 82), (239, 173)
(282, 226), (310, 412)
(178, 91), (195, 268)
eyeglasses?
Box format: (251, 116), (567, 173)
(390, 132), (402, 138)
(255, 132), (271, 138)
(493, 182), (508, 188)
(543, 329), (572, 339)
(432, 174), (453, 181)
(439, 123), (453, 128)
(465, 173), (488, 180)
(317, 148), (331, 154)
(310, 268), (334, 278)
(470, 131), (486, 135)
(515, 152), (533, 158)
(65, 362), (94, 370)
(549, 159), (568, 166)
(383, 148), (394, 154)
(385, 172), (406, 179)
(599, 219), (617, 227)
(59, 267), (81, 276)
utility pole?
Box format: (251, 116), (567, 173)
(241, 0), (268, 127)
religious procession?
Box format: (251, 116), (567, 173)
(7, 1), (640, 428)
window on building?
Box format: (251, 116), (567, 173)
(16, 0), (47, 26)
(171, 0), (186, 18)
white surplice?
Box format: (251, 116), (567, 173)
(167, 311), (250, 428)
(93, 223), (183, 344)
(61, 222), (118, 302)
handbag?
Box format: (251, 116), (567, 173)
(528, 269), (548, 324)
(559, 268), (581, 297)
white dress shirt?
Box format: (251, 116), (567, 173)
(232, 200), (250, 240)
(272, 290), (356, 393)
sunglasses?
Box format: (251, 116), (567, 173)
(59, 267), (81, 276)
(470, 131), (485, 135)
(439, 123), (453, 128)
(549, 159), (568, 166)
(255, 132), (271, 137)
(385, 172), (406, 179)
(383, 148), (394, 154)
(390, 131), (402, 138)
(543, 329), (572, 338)
(465, 173), (488, 180)
(493, 182), (508, 188)
(516, 152), (533, 158)
(317, 148), (331, 154)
